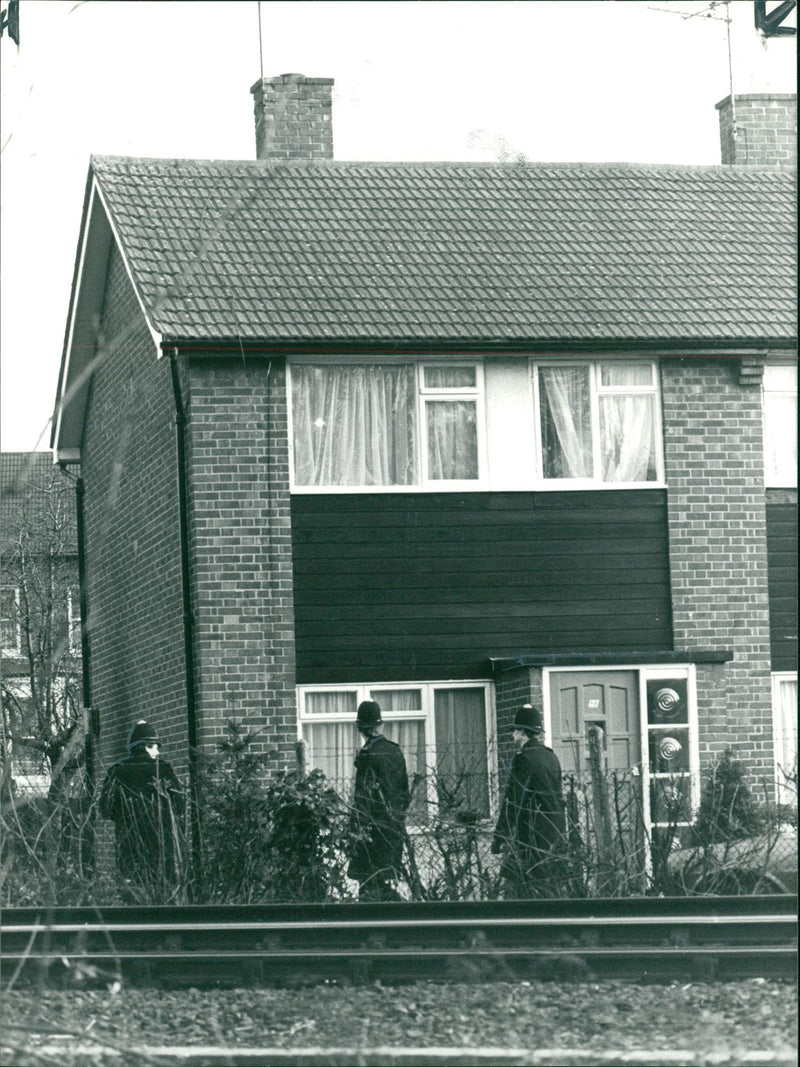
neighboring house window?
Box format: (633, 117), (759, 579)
(53, 587), (80, 655)
(533, 361), (662, 485)
(763, 363), (798, 487)
(298, 682), (495, 821)
(1, 587), (20, 654)
(291, 363), (484, 489)
(772, 673), (798, 807)
(68, 585), (81, 653)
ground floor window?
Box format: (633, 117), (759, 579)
(772, 673), (798, 808)
(297, 682), (496, 822)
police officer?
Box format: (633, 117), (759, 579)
(99, 720), (184, 900)
(492, 703), (567, 898)
(346, 700), (410, 901)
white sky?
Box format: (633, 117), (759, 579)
(0, 0), (795, 453)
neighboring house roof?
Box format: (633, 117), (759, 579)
(1, 452), (77, 555)
(91, 156), (796, 347)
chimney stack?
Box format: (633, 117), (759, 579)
(251, 73), (334, 161)
(716, 93), (797, 166)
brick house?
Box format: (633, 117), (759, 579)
(51, 78), (797, 835)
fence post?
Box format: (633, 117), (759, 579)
(587, 725), (615, 894)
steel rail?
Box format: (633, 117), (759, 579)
(2, 895), (795, 984)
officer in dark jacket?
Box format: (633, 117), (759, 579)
(99, 720), (184, 899)
(347, 700), (410, 901)
(492, 704), (567, 898)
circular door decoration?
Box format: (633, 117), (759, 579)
(654, 687), (682, 719)
(658, 736), (682, 762)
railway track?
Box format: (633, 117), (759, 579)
(2, 895), (796, 986)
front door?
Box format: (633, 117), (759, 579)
(549, 670), (645, 892)
(548, 670), (641, 775)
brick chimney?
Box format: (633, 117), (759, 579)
(716, 93), (797, 166)
(250, 73), (334, 160)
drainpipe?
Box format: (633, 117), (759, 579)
(74, 476), (95, 751)
(168, 347), (201, 879)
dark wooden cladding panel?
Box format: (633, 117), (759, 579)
(766, 499), (798, 671)
(292, 491), (672, 683)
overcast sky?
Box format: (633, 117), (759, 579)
(0, 0), (795, 453)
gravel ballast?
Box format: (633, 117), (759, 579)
(2, 979), (796, 1066)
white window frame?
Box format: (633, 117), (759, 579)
(542, 663), (698, 834)
(531, 359), (665, 488)
(418, 362), (487, 490)
(762, 362), (798, 488)
(1, 586), (20, 655)
(288, 357), (487, 494)
(297, 680), (498, 821)
(772, 671), (798, 807)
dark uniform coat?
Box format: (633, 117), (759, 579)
(347, 734), (410, 887)
(99, 750), (184, 890)
(492, 736), (566, 895)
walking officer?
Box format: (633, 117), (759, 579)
(346, 700), (410, 901)
(492, 703), (567, 898)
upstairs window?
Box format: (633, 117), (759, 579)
(763, 364), (797, 488)
(291, 363), (484, 489)
(1, 587), (20, 654)
(534, 361), (662, 485)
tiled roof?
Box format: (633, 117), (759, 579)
(91, 156), (796, 345)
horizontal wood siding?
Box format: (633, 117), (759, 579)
(292, 491), (672, 683)
(766, 496), (798, 671)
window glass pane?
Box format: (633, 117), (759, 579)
(304, 721), (358, 796)
(775, 677), (797, 805)
(650, 775), (693, 826)
(648, 729), (690, 774)
(423, 366), (476, 389)
(292, 365), (417, 486)
(764, 393), (798, 486)
(426, 401), (479, 480)
(371, 689), (422, 712)
(383, 719), (428, 821)
(538, 367), (592, 478)
(305, 690), (358, 716)
(646, 679), (688, 725)
(599, 394), (657, 482)
(600, 364), (652, 387)
(433, 688), (489, 818)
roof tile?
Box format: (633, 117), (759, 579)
(91, 157), (797, 345)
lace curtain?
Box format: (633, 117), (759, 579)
(302, 687), (489, 820)
(292, 365), (417, 486)
(539, 365), (656, 482)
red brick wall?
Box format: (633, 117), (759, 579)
(185, 356), (297, 767)
(661, 358), (773, 776)
(716, 94), (797, 167)
(251, 74), (334, 160)
(494, 667), (544, 775)
(81, 245), (189, 776)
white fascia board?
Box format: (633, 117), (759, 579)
(91, 180), (163, 354)
(53, 175), (163, 463)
